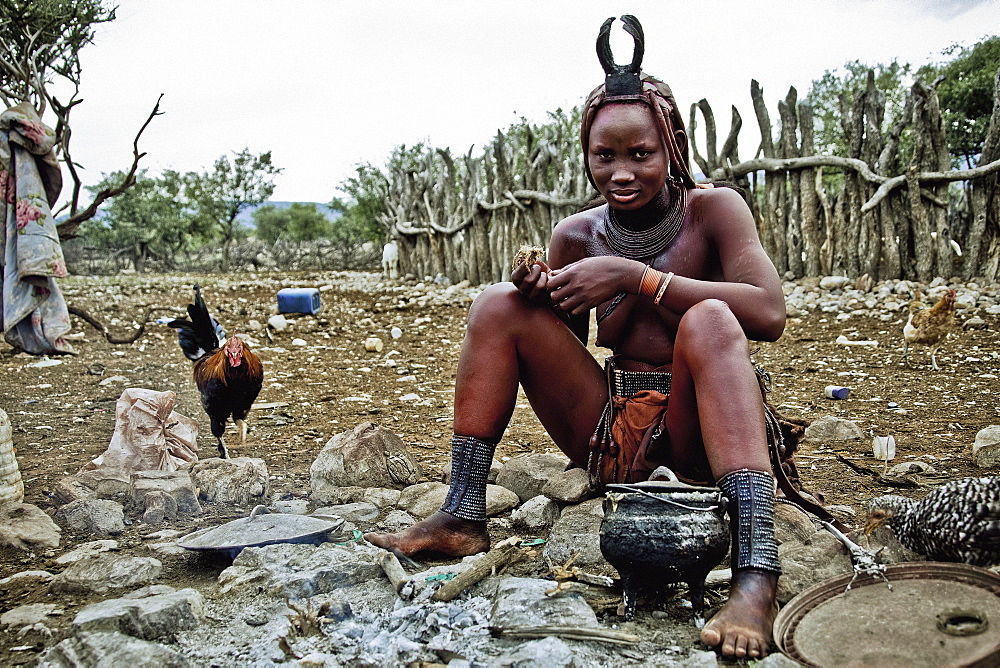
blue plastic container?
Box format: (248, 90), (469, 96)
(277, 288), (321, 315)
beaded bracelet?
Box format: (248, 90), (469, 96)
(638, 266), (664, 299)
(654, 271), (674, 305)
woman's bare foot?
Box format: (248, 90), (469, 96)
(700, 568), (779, 659)
(363, 510), (490, 558)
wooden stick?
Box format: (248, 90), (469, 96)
(378, 551), (413, 596)
(495, 625), (640, 645)
(835, 454), (920, 488)
(431, 536), (524, 602)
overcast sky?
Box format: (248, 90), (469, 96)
(54, 0), (996, 208)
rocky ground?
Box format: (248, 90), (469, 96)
(0, 269), (998, 666)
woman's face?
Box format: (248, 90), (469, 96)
(587, 102), (668, 210)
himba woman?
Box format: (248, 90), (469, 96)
(366, 15), (785, 659)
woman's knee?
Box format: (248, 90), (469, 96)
(675, 299), (747, 357)
(467, 283), (551, 333)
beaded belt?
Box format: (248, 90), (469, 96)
(610, 367), (672, 397)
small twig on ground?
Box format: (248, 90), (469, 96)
(835, 454), (921, 488)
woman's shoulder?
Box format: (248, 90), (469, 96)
(553, 204), (605, 237)
(688, 183), (754, 226)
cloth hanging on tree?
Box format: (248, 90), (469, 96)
(0, 102), (73, 354)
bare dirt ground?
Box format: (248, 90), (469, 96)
(1, 270), (998, 661)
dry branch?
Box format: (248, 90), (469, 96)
(431, 536), (525, 602)
(57, 94), (164, 240)
(67, 305), (156, 344)
(493, 625), (640, 645)
(861, 158), (1000, 212)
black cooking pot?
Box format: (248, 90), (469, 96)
(600, 481), (730, 624)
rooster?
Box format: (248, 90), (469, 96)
(167, 285), (263, 458)
(902, 288), (956, 370)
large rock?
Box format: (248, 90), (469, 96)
(490, 577), (600, 629)
(495, 453), (569, 503)
(972, 425), (1000, 467)
(50, 554), (162, 595)
(776, 528), (852, 603)
(0, 502), (61, 550)
(218, 542), (384, 599)
(35, 631), (189, 667)
(542, 467), (596, 503)
(132, 470), (201, 517)
(397, 481), (448, 518)
(185, 458), (267, 507)
(53, 499), (125, 536)
(511, 495), (561, 532)
(311, 422), (422, 500)
(542, 498), (607, 568)
(72, 587), (204, 640)
(804, 415), (864, 442)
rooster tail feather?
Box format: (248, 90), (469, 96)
(169, 284), (225, 360)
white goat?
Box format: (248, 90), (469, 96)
(382, 241), (399, 279)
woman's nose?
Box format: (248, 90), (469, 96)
(611, 165), (634, 182)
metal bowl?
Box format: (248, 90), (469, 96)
(773, 561), (1000, 667)
(177, 505), (345, 559)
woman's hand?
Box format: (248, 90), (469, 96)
(546, 256), (638, 316)
(511, 260), (555, 305)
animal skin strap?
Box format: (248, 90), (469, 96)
(761, 400), (849, 532)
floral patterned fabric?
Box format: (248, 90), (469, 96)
(0, 102), (73, 354)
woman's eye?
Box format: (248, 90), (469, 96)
(634, 150), (651, 159)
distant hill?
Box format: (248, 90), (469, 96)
(236, 201), (341, 229)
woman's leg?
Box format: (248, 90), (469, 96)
(649, 300), (779, 659)
(365, 284), (607, 557)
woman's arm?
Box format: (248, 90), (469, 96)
(654, 187), (785, 341)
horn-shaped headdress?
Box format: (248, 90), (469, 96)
(581, 15), (696, 190)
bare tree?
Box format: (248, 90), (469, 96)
(0, 0), (160, 238)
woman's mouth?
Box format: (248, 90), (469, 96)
(609, 190), (640, 204)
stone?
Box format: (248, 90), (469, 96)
(50, 554), (162, 595)
(511, 495), (561, 532)
(490, 577), (600, 629)
(185, 458), (268, 507)
(819, 275), (851, 290)
(963, 315), (987, 330)
(36, 631), (190, 667)
(310, 422), (422, 499)
(0, 570), (53, 586)
(755, 653), (802, 667)
(319, 502), (379, 523)
(1, 603), (62, 630)
(131, 470), (201, 517)
(54, 540), (119, 566)
(397, 482), (448, 518)
(495, 453), (569, 503)
(53, 499), (125, 536)
(774, 502), (818, 545)
(972, 425), (1000, 468)
(376, 509), (416, 533)
(51, 477), (98, 505)
(804, 415), (864, 442)
(542, 498), (607, 568)
(776, 528), (853, 603)
(541, 467), (595, 503)
(0, 502), (61, 550)
(683, 650), (721, 667)
(485, 484), (520, 516)
(218, 542), (384, 599)
(496, 636), (577, 668)
(73, 587), (204, 640)
(268, 314), (289, 331)
(361, 487), (402, 508)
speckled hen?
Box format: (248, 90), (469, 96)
(866, 476), (1000, 567)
